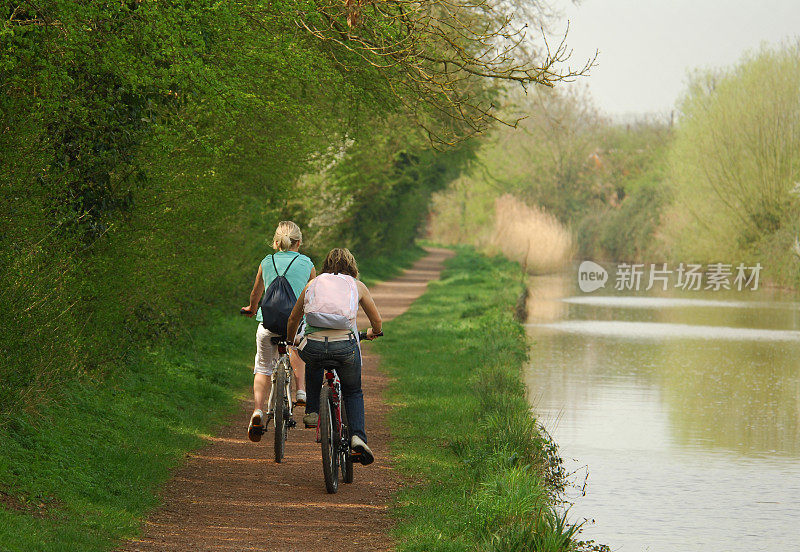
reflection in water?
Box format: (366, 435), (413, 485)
(525, 276), (800, 551)
(535, 320), (800, 342)
(526, 274), (570, 322)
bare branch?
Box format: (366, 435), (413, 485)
(286, 0), (596, 144)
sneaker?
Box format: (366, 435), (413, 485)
(303, 412), (318, 428)
(248, 409), (264, 442)
(295, 389), (307, 406)
(350, 435), (374, 465)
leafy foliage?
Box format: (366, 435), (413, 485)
(0, 0), (496, 413)
(665, 41), (800, 285)
(427, 89), (672, 267)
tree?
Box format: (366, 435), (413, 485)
(291, 0), (595, 144)
(667, 41), (800, 266)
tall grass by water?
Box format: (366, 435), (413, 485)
(377, 247), (600, 551)
(489, 195), (574, 274)
(428, 192), (574, 275)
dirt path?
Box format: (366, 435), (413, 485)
(120, 248), (453, 552)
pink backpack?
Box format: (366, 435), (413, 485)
(304, 273), (359, 329)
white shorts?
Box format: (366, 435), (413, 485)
(253, 322), (304, 376)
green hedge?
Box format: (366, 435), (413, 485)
(0, 0), (475, 415)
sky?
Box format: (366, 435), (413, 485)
(545, 0), (800, 119)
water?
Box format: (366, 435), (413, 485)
(524, 272), (800, 552)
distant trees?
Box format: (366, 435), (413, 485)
(430, 41), (800, 288)
(428, 87), (675, 268)
(427, 88), (599, 271)
(667, 41), (800, 282)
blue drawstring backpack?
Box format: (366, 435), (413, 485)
(260, 255), (298, 335)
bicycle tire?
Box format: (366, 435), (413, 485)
(340, 399), (354, 484)
(320, 385), (339, 493)
(273, 360), (289, 463)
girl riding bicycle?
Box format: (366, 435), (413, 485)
(241, 221), (316, 442)
(286, 248), (382, 465)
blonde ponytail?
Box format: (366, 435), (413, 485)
(272, 221), (303, 251)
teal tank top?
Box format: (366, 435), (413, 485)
(256, 251), (314, 322)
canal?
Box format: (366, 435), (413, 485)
(524, 269), (800, 551)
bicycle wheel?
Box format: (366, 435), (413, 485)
(319, 385), (339, 493)
(273, 360), (289, 463)
(340, 399), (354, 484)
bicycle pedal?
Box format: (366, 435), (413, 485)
(350, 451), (372, 465)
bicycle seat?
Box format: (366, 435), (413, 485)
(270, 336), (289, 354)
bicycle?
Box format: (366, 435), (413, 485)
(266, 336), (296, 463)
(316, 330), (382, 493)
(240, 308), (296, 463)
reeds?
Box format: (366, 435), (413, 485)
(428, 191), (574, 274)
(485, 195), (574, 275)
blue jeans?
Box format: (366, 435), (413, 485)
(298, 336), (366, 442)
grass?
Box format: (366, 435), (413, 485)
(375, 247), (586, 551)
(0, 313), (253, 551)
(0, 250), (421, 552)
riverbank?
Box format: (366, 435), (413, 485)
(376, 247), (583, 551)
(0, 249), (424, 552)
(0, 313), (254, 551)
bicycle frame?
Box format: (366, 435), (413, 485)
(265, 341), (294, 426)
(316, 367), (343, 443)
(317, 362), (354, 493)
(266, 339), (298, 463)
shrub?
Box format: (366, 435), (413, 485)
(665, 41), (800, 283)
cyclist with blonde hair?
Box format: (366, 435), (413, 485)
(287, 247), (382, 465)
(241, 221), (315, 442)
